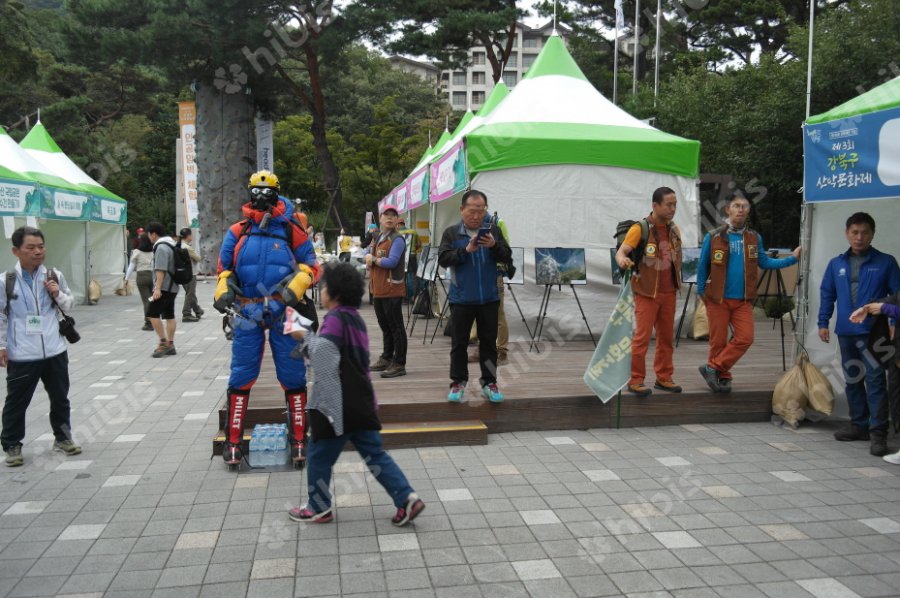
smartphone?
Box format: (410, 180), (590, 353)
(476, 226), (492, 240)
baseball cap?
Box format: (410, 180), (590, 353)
(380, 204), (399, 216)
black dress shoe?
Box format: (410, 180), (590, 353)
(834, 425), (870, 442)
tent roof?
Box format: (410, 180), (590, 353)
(0, 127), (85, 192)
(466, 34), (700, 178)
(21, 122), (125, 202)
(807, 75), (900, 124)
(476, 82), (509, 117)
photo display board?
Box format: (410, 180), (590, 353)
(535, 248), (587, 285)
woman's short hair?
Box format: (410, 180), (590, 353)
(320, 262), (364, 308)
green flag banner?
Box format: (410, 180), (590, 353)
(583, 272), (634, 403)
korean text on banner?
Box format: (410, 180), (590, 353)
(395, 182), (410, 213)
(256, 117), (274, 171)
(430, 140), (467, 203)
(178, 102), (200, 227)
(583, 273), (634, 403)
(804, 106), (900, 202)
(0, 181), (36, 214)
(407, 165), (429, 210)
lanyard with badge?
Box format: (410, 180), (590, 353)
(19, 272), (43, 335)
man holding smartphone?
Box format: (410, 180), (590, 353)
(438, 190), (512, 403)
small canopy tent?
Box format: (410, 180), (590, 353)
(0, 124), (127, 300)
(799, 75), (900, 418)
(428, 34), (701, 335)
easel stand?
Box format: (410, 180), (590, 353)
(506, 283), (533, 340)
(674, 282), (695, 348)
(754, 268), (794, 371)
(529, 284), (596, 353)
(428, 276), (451, 345)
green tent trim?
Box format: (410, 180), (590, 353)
(467, 123), (700, 179)
(807, 75), (900, 124)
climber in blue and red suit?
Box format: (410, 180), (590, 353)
(214, 170), (320, 467)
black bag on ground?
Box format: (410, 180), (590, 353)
(412, 286), (432, 318)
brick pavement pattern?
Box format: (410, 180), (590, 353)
(0, 282), (898, 597)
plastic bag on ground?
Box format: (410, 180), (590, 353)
(772, 358), (808, 427)
(800, 353), (834, 416)
(692, 299), (709, 340)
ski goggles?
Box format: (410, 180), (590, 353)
(249, 187), (278, 198)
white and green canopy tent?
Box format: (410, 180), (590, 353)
(799, 76), (900, 418)
(0, 123), (128, 300)
(426, 34), (701, 335)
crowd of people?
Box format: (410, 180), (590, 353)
(1, 171), (897, 534)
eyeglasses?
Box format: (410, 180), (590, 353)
(250, 187), (277, 198)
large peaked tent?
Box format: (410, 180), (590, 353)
(799, 76), (900, 419)
(427, 34), (701, 336)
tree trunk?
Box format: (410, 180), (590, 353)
(195, 86), (255, 274)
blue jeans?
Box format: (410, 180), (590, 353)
(306, 429), (414, 512)
(838, 334), (887, 431)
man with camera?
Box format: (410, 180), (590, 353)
(0, 226), (81, 467)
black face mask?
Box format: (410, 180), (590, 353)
(249, 187), (278, 211)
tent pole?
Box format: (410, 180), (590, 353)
(805, 1), (816, 120)
(632, 0), (640, 98)
(84, 220), (91, 305)
(653, 0), (661, 105)
(613, 21), (619, 104)
(795, 200), (814, 360)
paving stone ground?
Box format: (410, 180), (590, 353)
(0, 281), (899, 597)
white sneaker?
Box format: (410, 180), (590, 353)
(883, 450), (900, 465)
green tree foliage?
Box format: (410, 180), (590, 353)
(366, 0), (526, 83)
(273, 46), (445, 235)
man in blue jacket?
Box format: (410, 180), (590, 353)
(819, 212), (900, 456)
(438, 190), (511, 403)
(0, 227), (81, 466)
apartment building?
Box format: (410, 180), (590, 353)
(389, 21), (569, 111)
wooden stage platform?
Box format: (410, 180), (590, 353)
(214, 302), (791, 452)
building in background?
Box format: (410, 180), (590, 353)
(390, 21), (569, 111)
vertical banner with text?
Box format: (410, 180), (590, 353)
(178, 102), (199, 227)
(256, 117), (274, 172)
(430, 140), (467, 203)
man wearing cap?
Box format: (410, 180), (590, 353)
(366, 205), (407, 378)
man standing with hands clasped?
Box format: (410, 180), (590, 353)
(0, 226), (81, 467)
(696, 192), (800, 393)
(615, 187), (683, 396)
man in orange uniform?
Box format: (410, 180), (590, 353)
(615, 187), (683, 396)
(696, 193), (800, 392)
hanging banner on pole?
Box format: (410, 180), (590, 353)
(803, 106), (900, 202)
(583, 272), (634, 403)
(430, 140), (467, 203)
(178, 102), (199, 227)
(407, 165), (430, 210)
(256, 117), (274, 171)
(395, 182), (409, 213)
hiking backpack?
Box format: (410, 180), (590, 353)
(156, 240), (193, 285)
(613, 218), (650, 273)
